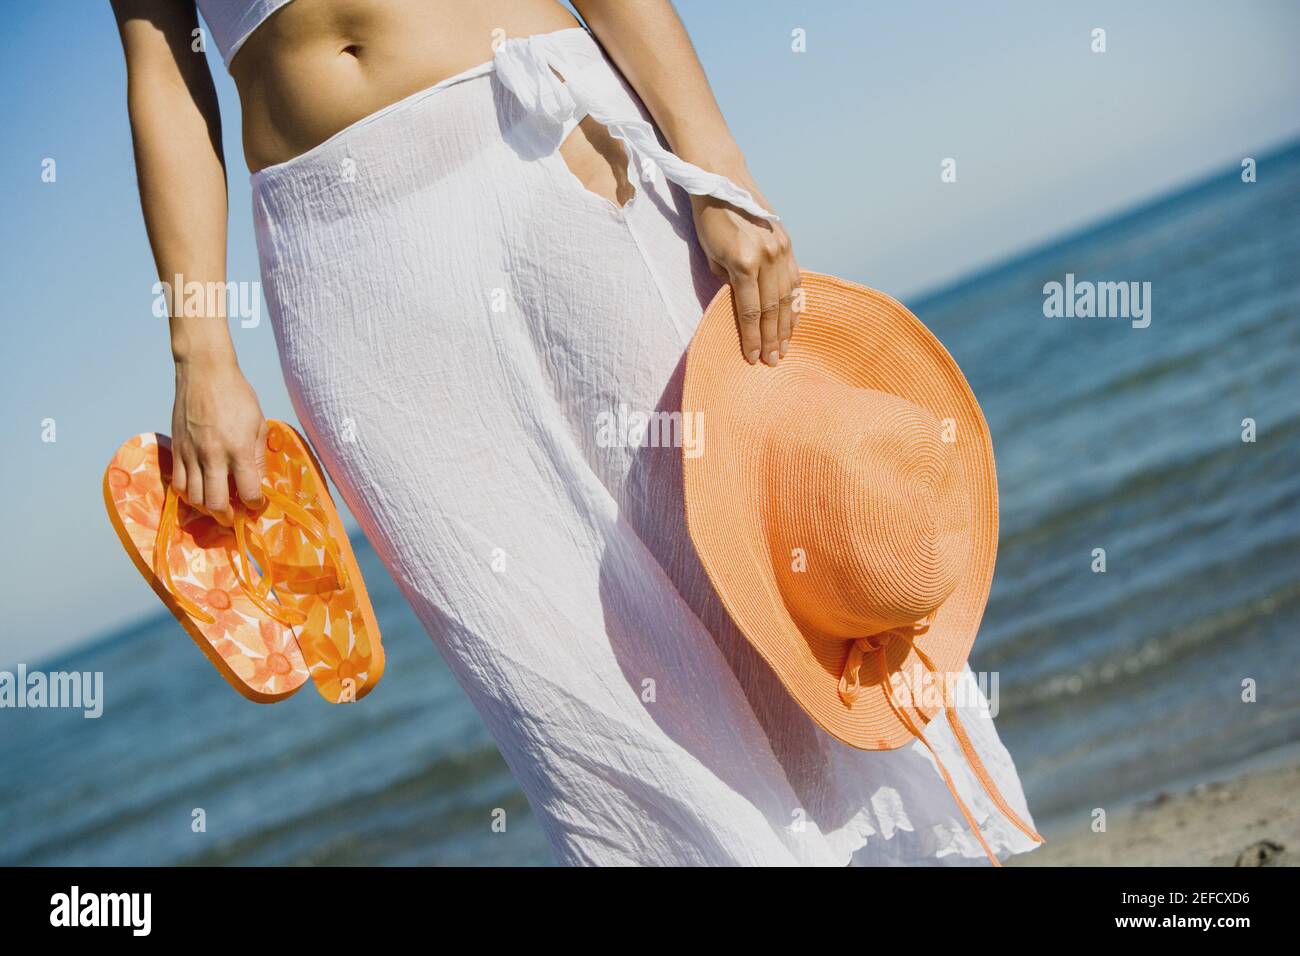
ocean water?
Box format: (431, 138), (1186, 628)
(2, 143), (1297, 865)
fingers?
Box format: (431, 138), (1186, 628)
(722, 224), (798, 367)
(232, 423), (267, 510)
(170, 454), (188, 503)
(757, 265), (781, 367)
(776, 282), (793, 359)
(786, 250), (802, 342)
(201, 455), (234, 526)
(185, 453), (205, 511)
(731, 268), (763, 365)
(779, 233), (799, 355)
(171, 420), (266, 526)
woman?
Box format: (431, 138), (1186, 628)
(111, 0), (1038, 865)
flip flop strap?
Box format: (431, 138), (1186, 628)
(227, 511), (306, 627)
(224, 483), (349, 625)
(152, 483), (215, 625)
(260, 487), (350, 592)
(151, 482), (330, 630)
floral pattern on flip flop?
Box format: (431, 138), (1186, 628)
(244, 421), (382, 703)
(105, 433), (309, 700)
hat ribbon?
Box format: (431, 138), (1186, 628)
(493, 32), (779, 223)
(839, 620), (1044, 866)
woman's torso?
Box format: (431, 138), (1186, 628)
(225, 0), (580, 172)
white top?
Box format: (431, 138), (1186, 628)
(195, 0), (295, 67)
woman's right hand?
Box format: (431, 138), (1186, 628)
(171, 355), (268, 525)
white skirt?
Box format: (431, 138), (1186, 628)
(251, 26), (1039, 865)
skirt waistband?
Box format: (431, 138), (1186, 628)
(251, 26), (775, 229)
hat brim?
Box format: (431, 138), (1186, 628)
(682, 271), (998, 750)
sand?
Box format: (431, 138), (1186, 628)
(1010, 760), (1300, 866)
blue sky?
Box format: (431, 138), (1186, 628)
(3, 0), (1299, 665)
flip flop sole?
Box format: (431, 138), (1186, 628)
(253, 421), (384, 703)
(288, 426), (386, 697)
(103, 433), (310, 703)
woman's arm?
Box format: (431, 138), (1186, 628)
(572, 0), (798, 366)
(110, 0), (266, 521)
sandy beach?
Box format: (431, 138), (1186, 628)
(1011, 759), (1300, 867)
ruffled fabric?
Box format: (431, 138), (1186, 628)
(493, 31), (778, 222)
(250, 26), (1037, 866)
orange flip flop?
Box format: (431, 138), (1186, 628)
(240, 420), (384, 703)
(103, 433), (310, 703)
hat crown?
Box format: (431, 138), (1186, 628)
(766, 383), (972, 640)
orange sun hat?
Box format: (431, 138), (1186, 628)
(682, 270), (1041, 864)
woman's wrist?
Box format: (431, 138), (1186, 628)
(677, 139), (770, 212)
(655, 110), (746, 172)
(673, 136), (750, 181)
(170, 318), (238, 369)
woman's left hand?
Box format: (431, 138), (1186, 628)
(691, 178), (799, 367)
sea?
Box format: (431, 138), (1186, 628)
(3, 142), (1297, 865)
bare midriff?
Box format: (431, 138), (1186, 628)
(231, 0), (582, 172)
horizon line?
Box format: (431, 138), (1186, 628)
(904, 130), (1300, 310)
